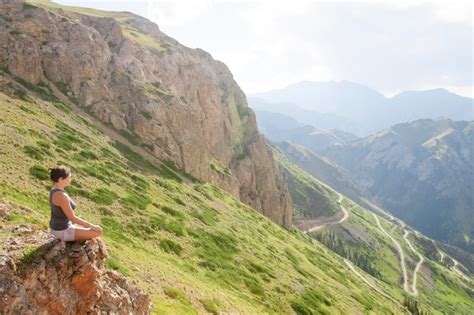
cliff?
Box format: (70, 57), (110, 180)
(0, 0), (292, 228)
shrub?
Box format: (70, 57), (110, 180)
(79, 150), (98, 160)
(81, 165), (111, 183)
(53, 101), (72, 114)
(20, 246), (39, 264)
(101, 217), (135, 246)
(159, 238), (182, 256)
(290, 288), (332, 315)
(118, 129), (140, 145)
(22, 3), (37, 10)
(24, 145), (44, 160)
(160, 204), (183, 218)
(105, 256), (129, 275)
(244, 277), (265, 296)
(13, 87), (29, 101)
(163, 220), (185, 237)
(36, 140), (51, 153)
(158, 164), (182, 183)
(130, 174), (150, 190)
(163, 286), (190, 305)
(111, 140), (159, 172)
(190, 208), (218, 226)
(88, 187), (118, 205)
(14, 77), (58, 102)
(200, 298), (222, 315)
(29, 164), (49, 180)
(236, 103), (251, 118)
(120, 192), (151, 210)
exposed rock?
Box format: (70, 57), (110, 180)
(0, 238), (152, 314)
(0, 203), (7, 218)
(0, 0), (293, 229)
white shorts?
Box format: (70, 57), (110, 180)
(50, 223), (76, 241)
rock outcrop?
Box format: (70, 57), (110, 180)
(0, 238), (152, 314)
(0, 0), (293, 228)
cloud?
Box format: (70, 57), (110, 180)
(56, 0), (472, 96)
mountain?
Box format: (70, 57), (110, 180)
(248, 81), (474, 136)
(1, 1), (472, 313)
(254, 109), (359, 153)
(274, 141), (365, 206)
(272, 143), (474, 314)
(249, 97), (355, 132)
(322, 118), (474, 253)
(0, 59), (409, 313)
(0, 0), (292, 229)
(0, 0), (408, 313)
(1, 74), (472, 313)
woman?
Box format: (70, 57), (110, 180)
(49, 165), (102, 241)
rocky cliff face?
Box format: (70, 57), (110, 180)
(0, 0), (292, 228)
(0, 209), (152, 314)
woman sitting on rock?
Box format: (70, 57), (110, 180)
(48, 165), (102, 241)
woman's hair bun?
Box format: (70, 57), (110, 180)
(49, 165), (71, 182)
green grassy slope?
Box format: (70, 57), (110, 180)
(0, 74), (408, 313)
(274, 145), (474, 314)
(273, 147), (340, 220)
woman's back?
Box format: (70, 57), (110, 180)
(49, 188), (76, 230)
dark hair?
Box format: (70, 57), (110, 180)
(49, 165), (71, 182)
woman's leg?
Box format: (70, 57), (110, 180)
(73, 226), (102, 240)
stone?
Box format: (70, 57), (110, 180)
(0, 238), (152, 314)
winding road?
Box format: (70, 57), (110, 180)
(435, 247), (470, 281)
(371, 213), (410, 294)
(403, 230), (424, 296)
(303, 194), (398, 301)
(305, 193), (428, 296)
(304, 192), (349, 234)
(367, 199), (425, 296)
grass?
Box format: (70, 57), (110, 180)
(1, 13), (471, 311)
(0, 86), (438, 314)
(209, 159), (231, 177)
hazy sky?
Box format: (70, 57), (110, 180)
(56, 0), (473, 97)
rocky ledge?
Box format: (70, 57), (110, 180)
(0, 237), (152, 314)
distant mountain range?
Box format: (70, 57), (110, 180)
(255, 110), (358, 152)
(271, 117), (474, 253)
(323, 118), (473, 253)
(248, 80), (473, 136)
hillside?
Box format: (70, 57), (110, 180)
(273, 145), (474, 314)
(0, 0), (292, 229)
(1, 0), (472, 314)
(0, 78), (409, 313)
(322, 118), (474, 253)
(274, 141), (365, 206)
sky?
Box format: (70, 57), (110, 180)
(56, 0), (473, 98)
